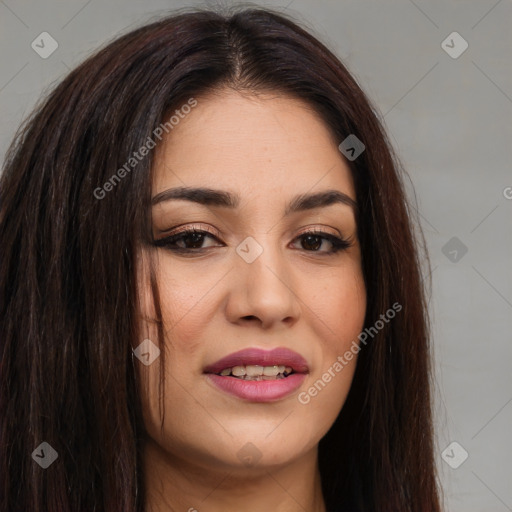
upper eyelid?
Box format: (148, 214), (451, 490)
(157, 224), (346, 240)
(152, 226), (354, 256)
(154, 223), (221, 241)
(155, 226), (350, 248)
(162, 224), (219, 236)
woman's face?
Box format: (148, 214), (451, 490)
(136, 89), (366, 472)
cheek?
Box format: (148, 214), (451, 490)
(134, 254), (204, 434)
(318, 279), (365, 329)
(297, 267), (366, 425)
(150, 260), (220, 352)
(310, 264), (366, 350)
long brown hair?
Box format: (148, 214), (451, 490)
(0, 6), (441, 511)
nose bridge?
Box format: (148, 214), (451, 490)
(236, 231), (284, 281)
(230, 231), (300, 326)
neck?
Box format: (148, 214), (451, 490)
(143, 437), (326, 512)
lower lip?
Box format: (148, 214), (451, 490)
(205, 373), (307, 402)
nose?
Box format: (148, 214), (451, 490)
(225, 237), (301, 330)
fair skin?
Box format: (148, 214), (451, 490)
(135, 88), (366, 512)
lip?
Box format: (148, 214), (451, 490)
(203, 347), (309, 374)
(203, 347), (309, 403)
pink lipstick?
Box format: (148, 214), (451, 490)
(203, 347), (309, 402)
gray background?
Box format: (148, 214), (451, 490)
(1, 0), (511, 510)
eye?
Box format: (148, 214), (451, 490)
(152, 226), (352, 255)
(291, 229), (351, 254)
(153, 227), (222, 252)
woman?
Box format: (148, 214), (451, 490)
(0, 6), (442, 511)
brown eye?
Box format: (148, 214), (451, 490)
(292, 230), (351, 254)
(300, 234), (323, 251)
(153, 228), (223, 251)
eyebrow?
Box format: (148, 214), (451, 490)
(151, 186), (357, 215)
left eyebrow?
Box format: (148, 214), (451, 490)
(284, 189), (357, 216)
(151, 186), (357, 215)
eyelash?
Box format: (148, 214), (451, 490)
(153, 225), (352, 255)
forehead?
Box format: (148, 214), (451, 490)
(152, 89), (355, 200)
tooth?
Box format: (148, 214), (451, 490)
(225, 364), (294, 379)
(263, 365), (280, 376)
(232, 366), (246, 377)
(245, 365), (264, 377)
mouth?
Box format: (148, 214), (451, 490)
(203, 346), (309, 377)
(203, 347), (309, 402)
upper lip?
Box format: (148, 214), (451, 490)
(203, 347), (309, 374)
